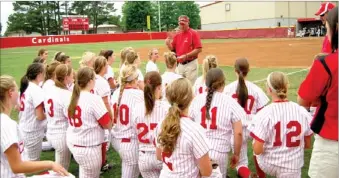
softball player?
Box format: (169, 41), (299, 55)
(111, 65), (143, 178)
(193, 55), (218, 96)
(66, 67), (113, 178)
(100, 49), (118, 92)
(55, 55), (71, 65)
(42, 61), (61, 93)
(93, 56), (113, 172)
(132, 71), (169, 178)
(79, 51), (96, 68)
(155, 78), (213, 177)
(249, 72), (313, 178)
(44, 64), (74, 170)
(119, 49), (144, 90)
(161, 52), (182, 102)
(223, 58), (269, 178)
(37, 48), (49, 63)
(1, 75), (69, 178)
(146, 48), (160, 73)
(190, 68), (244, 177)
(18, 63), (46, 161)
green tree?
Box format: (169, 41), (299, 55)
(159, 1), (178, 31)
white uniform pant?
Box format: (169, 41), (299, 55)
(21, 130), (44, 161)
(138, 150), (162, 178)
(258, 160), (301, 178)
(47, 133), (71, 170)
(209, 150), (228, 178)
(113, 138), (139, 178)
(68, 143), (101, 178)
(308, 134), (338, 178)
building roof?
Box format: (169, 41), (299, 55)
(200, 1), (223, 8)
(89, 24), (118, 29)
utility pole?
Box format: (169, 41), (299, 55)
(158, 1), (161, 32)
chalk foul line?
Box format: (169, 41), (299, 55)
(252, 67), (310, 84)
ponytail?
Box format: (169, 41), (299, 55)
(158, 104), (181, 153)
(144, 71), (162, 115)
(115, 82), (125, 119)
(202, 55), (218, 80)
(205, 88), (214, 120)
(236, 72), (248, 108)
(205, 68), (225, 120)
(55, 64), (73, 90)
(20, 75), (29, 97)
(68, 83), (81, 117)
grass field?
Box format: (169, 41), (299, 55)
(0, 39), (312, 178)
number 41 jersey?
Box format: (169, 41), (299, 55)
(189, 92), (247, 153)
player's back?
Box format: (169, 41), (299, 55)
(161, 72), (182, 100)
(224, 80), (269, 115)
(42, 79), (55, 94)
(94, 74), (111, 98)
(66, 91), (107, 146)
(111, 87), (144, 139)
(249, 101), (313, 169)
(156, 117), (210, 178)
(190, 92), (246, 153)
(44, 86), (71, 135)
(133, 100), (170, 151)
(19, 82), (45, 132)
(192, 76), (206, 96)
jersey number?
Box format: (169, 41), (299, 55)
(137, 123), (157, 144)
(200, 106), (217, 129)
(273, 121), (301, 147)
(19, 94), (25, 111)
(113, 104), (130, 125)
(232, 94), (255, 114)
(47, 99), (54, 117)
(162, 151), (173, 171)
(68, 106), (83, 127)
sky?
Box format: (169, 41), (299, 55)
(0, 1), (210, 35)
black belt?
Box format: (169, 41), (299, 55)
(179, 58), (196, 65)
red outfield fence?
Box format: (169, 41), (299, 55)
(0, 27), (293, 49)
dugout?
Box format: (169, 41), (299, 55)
(296, 18), (324, 37)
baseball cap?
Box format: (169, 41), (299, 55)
(315, 2), (335, 16)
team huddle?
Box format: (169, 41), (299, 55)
(1, 45), (315, 178)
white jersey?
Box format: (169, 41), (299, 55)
(248, 101), (313, 170)
(42, 79), (55, 93)
(161, 71), (182, 101)
(189, 92), (246, 153)
(193, 76), (206, 96)
(44, 86), (71, 135)
(155, 117), (210, 178)
(19, 82), (46, 132)
(146, 60), (159, 73)
(132, 100), (170, 152)
(104, 65), (115, 80)
(224, 80), (269, 115)
(94, 74), (111, 98)
(111, 87), (144, 139)
(1, 113), (25, 178)
(66, 91), (109, 146)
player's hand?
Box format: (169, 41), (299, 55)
(230, 155), (239, 169)
(177, 55), (186, 60)
(51, 162), (69, 176)
(165, 38), (172, 45)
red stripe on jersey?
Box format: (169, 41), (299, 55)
(98, 112), (111, 127)
(250, 132), (265, 143)
(257, 106), (264, 112)
(273, 100), (289, 103)
(125, 86), (137, 89)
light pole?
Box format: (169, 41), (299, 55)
(158, 1), (161, 32)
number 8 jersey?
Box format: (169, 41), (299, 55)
(248, 101), (313, 170)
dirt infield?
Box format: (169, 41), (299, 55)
(137, 37), (325, 68)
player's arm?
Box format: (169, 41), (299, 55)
(232, 120), (243, 157)
(5, 144), (68, 175)
(165, 37), (174, 51)
(107, 78), (117, 90)
(304, 135), (313, 149)
(35, 103), (46, 121)
(252, 140), (264, 155)
(102, 96), (113, 124)
(198, 153), (212, 176)
(98, 112), (113, 130)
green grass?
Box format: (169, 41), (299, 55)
(0, 39), (312, 178)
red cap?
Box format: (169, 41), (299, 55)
(315, 2), (335, 16)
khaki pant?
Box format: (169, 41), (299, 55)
(176, 59), (198, 85)
(309, 134), (338, 178)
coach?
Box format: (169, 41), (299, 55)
(165, 15), (202, 84)
(315, 2), (335, 54)
(298, 7), (337, 178)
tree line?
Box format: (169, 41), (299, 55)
(4, 1), (201, 36)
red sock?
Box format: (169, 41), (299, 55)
(253, 155), (266, 178)
(101, 142), (107, 166)
(238, 166), (251, 178)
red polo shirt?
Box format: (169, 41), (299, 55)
(322, 35), (332, 53)
(298, 50), (338, 141)
(171, 28), (202, 62)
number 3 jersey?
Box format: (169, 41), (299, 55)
(248, 101), (313, 169)
(189, 92), (247, 153)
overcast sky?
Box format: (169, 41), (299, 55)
(0, 1), (210, 35)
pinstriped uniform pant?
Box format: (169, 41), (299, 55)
(21, 130), (44, 161)
(138, 151), (162, 178)
(118, 138), (140, 178)
(209, 150), (228, 178)
(47, 133), (71, 170)
(68, 143), (102, 178)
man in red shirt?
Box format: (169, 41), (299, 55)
(315, 2), (335, 54)
(165, 15), (202, 84)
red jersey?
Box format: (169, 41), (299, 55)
(322, 35), (332, 53)
(171, 28), (202, 62)
(298, 50), (338, 141)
